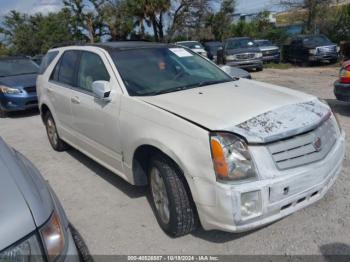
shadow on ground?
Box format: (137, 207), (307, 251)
(320, 243), (350, 262)
(6, 108), (40, 118)
(67, 148), (147, 199)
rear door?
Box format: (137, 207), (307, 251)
(70, 50), (123, 173)
(47, 50), (79, 138)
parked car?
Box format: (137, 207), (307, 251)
(38, 42), (345, 237)
(218, 37), (263, 71)
(334, 60), (350, 102)
(283, 35), (338, 65)
(203, 41), (222, 61)
(254, 39), (280, 63)
(220, 65), (251, 79)
(30, 55), (44, 66)
(0, 57), (39, 118)
(0, 137), (80, 261)
(175, 41), (208, 57)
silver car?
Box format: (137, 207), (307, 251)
(0, 137), (82, 261)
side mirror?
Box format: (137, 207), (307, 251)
(217, 46), (223, 51)
(92, 81), (111, 101)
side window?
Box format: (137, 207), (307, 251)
(38, 51), (59, 74)
(77, 52), (110, 93)
(58, 50), (80, 86)
(50, 58), (60, 82)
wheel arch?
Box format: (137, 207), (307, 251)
(40, 103), (51, 123)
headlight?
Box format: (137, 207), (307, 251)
(255, 52), (263, 58)
(0, 85), (22, 94)
(40, 212), (65, 261)
(309, 48), (317, 55)
(210, 132), (257, 181)
(226, 55), (236, 61)
(0, 234), (44, 262)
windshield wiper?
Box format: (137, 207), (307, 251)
(196, 79), (234, 87)
(147, 86), (194, 96)
(142, 79), (234, 96)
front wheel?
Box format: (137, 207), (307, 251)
(44, 112), (69, 151)
(149, 155), (198, 237)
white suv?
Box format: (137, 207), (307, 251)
(37, 42), (345, 237)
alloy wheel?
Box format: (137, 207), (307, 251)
(150, 167), (170, 224)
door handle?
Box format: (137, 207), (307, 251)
(71, 96), (80, 104)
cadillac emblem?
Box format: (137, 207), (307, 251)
(313, 137), (322, 152)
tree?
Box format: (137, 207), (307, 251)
(278, 0), (330, 33)
(0, 10), (79, 55)
(167, 0), (212, 41)
(63, 0), (107, 43)
(102, 0), (134, 40)
(145, 0), (170, 42)
(206, 0), (235, 40)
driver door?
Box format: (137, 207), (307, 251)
(70, 50), (123, 173)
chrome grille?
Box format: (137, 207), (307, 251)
(262, 50), (278, 56)
(317, 45), (336, 54)
(236, 53), (255, 60)
(268, 117), (337, 170)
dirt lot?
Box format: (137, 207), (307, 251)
(0, 66), (349, 256)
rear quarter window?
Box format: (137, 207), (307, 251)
(38, 51), (59, 75)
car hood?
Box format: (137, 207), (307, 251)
(303, 43), (335, 49)
(226, 47), (261, 55)
(140, 79), (330, 143)
(259, 46), (279, 51)
(0, 138), (53, 251)
(192, 48), (206, 53)
(0, 74), (37, 88)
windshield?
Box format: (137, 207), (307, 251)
(111, 47), (233, 96)
(205, 42), (222, 52)
(255, 40), (273, 47)
(0, 59), (39, 77)
(303, 35), (331, 45)
(226, 39), (257, 49)
(177, 42), (204, 49)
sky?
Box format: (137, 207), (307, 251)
(0, 0), (278, 16)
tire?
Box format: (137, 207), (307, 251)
(69, 224), (94, 262)
(0, 108), (7, 118)
(149, 155), (198, 237)
(44, 111), (69, 151)
(256, 66), (263, 72)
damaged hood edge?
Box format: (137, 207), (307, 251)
(145, 99), (331, 144)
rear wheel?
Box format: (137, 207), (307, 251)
(149, 155), (198, 237)
(44, 111), (69, 151)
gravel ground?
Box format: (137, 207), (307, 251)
(0, 66), (349, 257)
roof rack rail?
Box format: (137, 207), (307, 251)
(51, 41), (87, 49)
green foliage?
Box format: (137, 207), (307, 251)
(230, 12), (288, 44)
(102, 0), (134, 41)
(0, 10), (79, 55)
(0, 43), (9, 56)
(206, 0), (235, 41)
(319, 4), (350, 43)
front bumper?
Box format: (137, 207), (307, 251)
(197, 131), (345, 232)
(226, 59), (263, 70)
(334, 80), (350, 102)
(0, 93), (38, 112)
(309, 53), (338, 62)
(262, 53), (280, 63)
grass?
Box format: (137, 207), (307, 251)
(264, 62), (295, 70)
